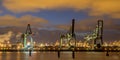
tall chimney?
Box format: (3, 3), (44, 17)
(72, 19), (75, 37)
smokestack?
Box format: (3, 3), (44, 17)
(72, 19), (75, 37)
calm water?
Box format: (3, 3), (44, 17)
(0, 52), (120, 60)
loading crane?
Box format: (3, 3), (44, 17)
(60, 19), (76, 49)
(21, 24), (33, 50)
(84, 20), (103, 49)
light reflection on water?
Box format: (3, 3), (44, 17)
(0, 52), (120, 60)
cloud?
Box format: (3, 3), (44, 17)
(2, 0), (120, 18)
(0, 15), (48, 27)
(55, 18), (120, 41)
(2, 0), (90, 12)
(110, 14), (120, 19)
(56, 24), (70, 30)
(56, 19), (98, 32)
(16, 32), (22, 40)
(89, 0), (120, 18)
(0, 31), (13, 43)
(0, 10), (3, 13)
(56, 18), (120, 32)
(0, 26), (65, 43)
(78, 19), (120, 31)
(0, 19), (119, 43)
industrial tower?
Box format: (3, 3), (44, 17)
(22, 24), (33, 50)
(94, 20), (103, 48)
(84, 20), (103, 49)
(60, 19), (76, 48)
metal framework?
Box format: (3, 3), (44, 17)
(22, 24), (33, 50)
(60, 19), (76, 48)
(84, 20), (103, 48)
(94, 20), (103, 48)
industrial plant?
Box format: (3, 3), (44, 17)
(0, 19), (120, 52)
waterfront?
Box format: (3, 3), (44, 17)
(0, 52), (120, 60)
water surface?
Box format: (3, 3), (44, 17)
(0, 52), (120, 60)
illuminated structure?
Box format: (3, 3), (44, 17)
(94, 20), (103, 48)
(84, 20), (103, 49)
(21, 24), (33, 50)
(60, 19), (76, 48)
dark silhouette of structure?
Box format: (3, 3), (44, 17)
(58, 19), (76, 59)
(26, 24), (32, 34)
(60, 19), (76, 48)
(94, 20), (103, 48)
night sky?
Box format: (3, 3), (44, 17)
(0, 0), (120, 43)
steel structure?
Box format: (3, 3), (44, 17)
(60, 19), (76, 48)
(84, 20), (103, 49)
(94, 20), (103, 48)
(21, 24), (33, 50)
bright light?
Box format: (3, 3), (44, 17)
(17, 46), (20, 49)
(7, 41), (10, 44)
(40, 43), (45, 47)
(27, 42), (30, 46)
(34, 42), (36, 44)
